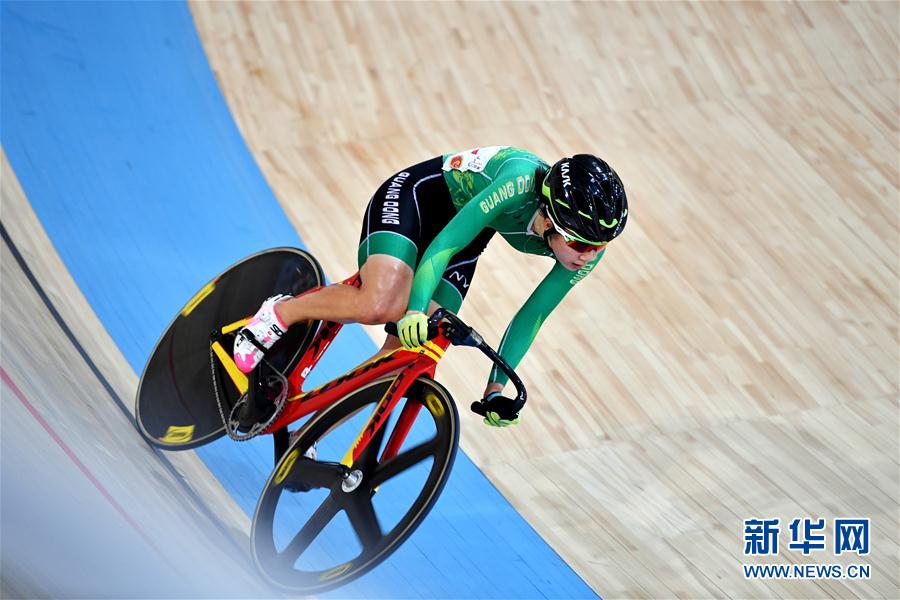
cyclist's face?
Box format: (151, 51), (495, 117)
(547, 232), (603, 270)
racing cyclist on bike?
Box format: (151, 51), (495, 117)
(234, 147), (628, 427)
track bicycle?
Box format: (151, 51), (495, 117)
(135, 247), (527, 592)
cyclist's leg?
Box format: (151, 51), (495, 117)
(236, 156), (453, 372)
(277, 156), (452, 328)
(375, 227), (495, 355)
(276, 254), (412, 327)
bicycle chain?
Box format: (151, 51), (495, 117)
(210, 344), (289, 442)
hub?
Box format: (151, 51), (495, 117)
(341, 469), (363, 493)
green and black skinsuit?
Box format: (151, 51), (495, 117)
(358, 146), (604, 385)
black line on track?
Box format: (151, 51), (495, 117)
(0, 220), (251, 565)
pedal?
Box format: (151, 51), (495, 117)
(283, 453), (323, 494)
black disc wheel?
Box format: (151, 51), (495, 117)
(135, 248), (323, 450)
(251, 375), (459, 593)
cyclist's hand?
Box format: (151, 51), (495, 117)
(478, 392), (520, 427)
(397, 311), (429, 349)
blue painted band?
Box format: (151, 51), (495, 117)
(1, 2), (595, 598)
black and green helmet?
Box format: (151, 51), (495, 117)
(541, 154), (628, 244)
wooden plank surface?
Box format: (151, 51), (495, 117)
(190, 1), (896, 596)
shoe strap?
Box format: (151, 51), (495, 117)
(239, 329), (269, 354)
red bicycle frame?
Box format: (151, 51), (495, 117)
(217, 273), (450, 466)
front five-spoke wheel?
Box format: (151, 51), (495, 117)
(251, 376), (458, 593)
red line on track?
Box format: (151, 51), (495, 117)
(0, 365), (180, 573)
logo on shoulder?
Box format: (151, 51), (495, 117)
(442, 146), (508, 173)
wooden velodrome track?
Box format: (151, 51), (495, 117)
(0, 1), (895, 598)
(188, 2), (898, 598)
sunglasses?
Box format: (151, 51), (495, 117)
(565, 239), (608, 253)
(545, 212), (608, 253)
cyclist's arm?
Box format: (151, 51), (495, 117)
(407, 186), (507, 313)
(488, 249), (606, 387)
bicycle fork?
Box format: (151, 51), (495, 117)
(340, 362), (420, 468)
(338, 345), (442, 491)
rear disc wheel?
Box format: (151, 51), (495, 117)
(135, 247), (323, 449)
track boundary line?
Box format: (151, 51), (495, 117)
(1, 365), (188, 578)
(0, 220), (252, 566)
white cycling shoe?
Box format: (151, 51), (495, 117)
(233, 294), (291, 373)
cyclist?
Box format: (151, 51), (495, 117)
(234, 147), (627, 427)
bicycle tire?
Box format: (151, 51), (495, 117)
(135, 247), (324, 450)
(251, 374), (459, 593)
